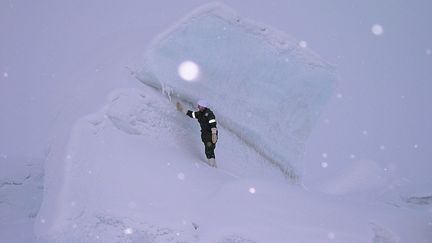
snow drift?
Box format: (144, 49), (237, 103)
(135, 3), (337, 181)
(34, 3), (432, 243)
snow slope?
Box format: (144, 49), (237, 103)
(136, 3), (337, 181)
(34, 86), (431, 242)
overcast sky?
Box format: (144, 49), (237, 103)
(1, 0), (431, 183)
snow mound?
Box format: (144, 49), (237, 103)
(319, 160), (389, 195)
(34, 87), (285, 242)
(136, 2), (337, 181)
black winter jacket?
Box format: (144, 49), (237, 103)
(186, 108), (217, 135)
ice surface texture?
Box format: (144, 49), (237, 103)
(136, 3), (337, 181)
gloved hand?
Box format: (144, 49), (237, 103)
(176, 102), (185, 113)
(211, 128), (218, 144)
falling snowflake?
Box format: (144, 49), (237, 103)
(124, 228), (134, 235)
(323, 119), (330, 124)
(362, 130), (368, 136)
(336, 93), (343, 99)
(177, 172), (185, 180)
(328, 232), (336, 240)
(0, 154), (7, 159)
(178, 61), (200, 82)
(349, 154), (356, 159)
(72, 224), (78, 229)
(321, 162), (329, 168)
(299, 41), (308, 48)
(371, 24), (384, 36)
(3, 72), (8, 78)
(379, 145), (386, 150)
(414, 144), (419, 149)
(426, 49), (431, 55)
(249, 187), (256, 194)
(322, 153), (328, 159)
(41, 218), (46, 224)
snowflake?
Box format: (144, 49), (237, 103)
(371, 24), (384, 36)
(362, 130), (368, 135)
(124, 228), (134, 235)
(336, 93), (343, 99)
(426, 49), (431, 55)
(323, 119), (330, 124)
(41, 218), (46, 224)
(349, 154), (356, 159)
(249, 187), (256, 194)
(328, 232), (336, 240)
(414, 144), (419, 149)
(321, 162), (329, 168)
(178, 61), (200, 82)
(299, 41), (308, 48)
(3, 72), (8, 78)
(322, 153), (328, 159)
(177, 172), (185, 180)
(0, 154), (7, 159)
(379, 145), (386, 150)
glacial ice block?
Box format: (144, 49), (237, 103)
(136, 3), (337, 181)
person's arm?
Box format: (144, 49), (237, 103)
(186, 110), (200, 119)
(208, 112), (218, 143)
(176, 102), (200, 118)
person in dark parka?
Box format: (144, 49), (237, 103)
(176, 99), (218, 167)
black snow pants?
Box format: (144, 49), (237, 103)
(201, 131), (216, 159)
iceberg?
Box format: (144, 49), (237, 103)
(136, 3), (337, 181)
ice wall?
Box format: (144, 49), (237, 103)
(136, 3), (337, 181)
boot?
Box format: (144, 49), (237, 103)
(208, 158), (217, 168)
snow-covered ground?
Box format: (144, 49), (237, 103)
(35, 85), (431, 242)
(0, 156), (44, 243)
(1, 1), (432, 242)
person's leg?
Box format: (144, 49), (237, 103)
(205, 142), (215, 159)
(202, 132), (217, 167)
(204, 142), (217, 167)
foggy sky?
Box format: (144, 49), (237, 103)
(1, 0), (431, 183)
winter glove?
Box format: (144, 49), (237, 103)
(211, 128), (218, 144)
(176, 102), (186, 114)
